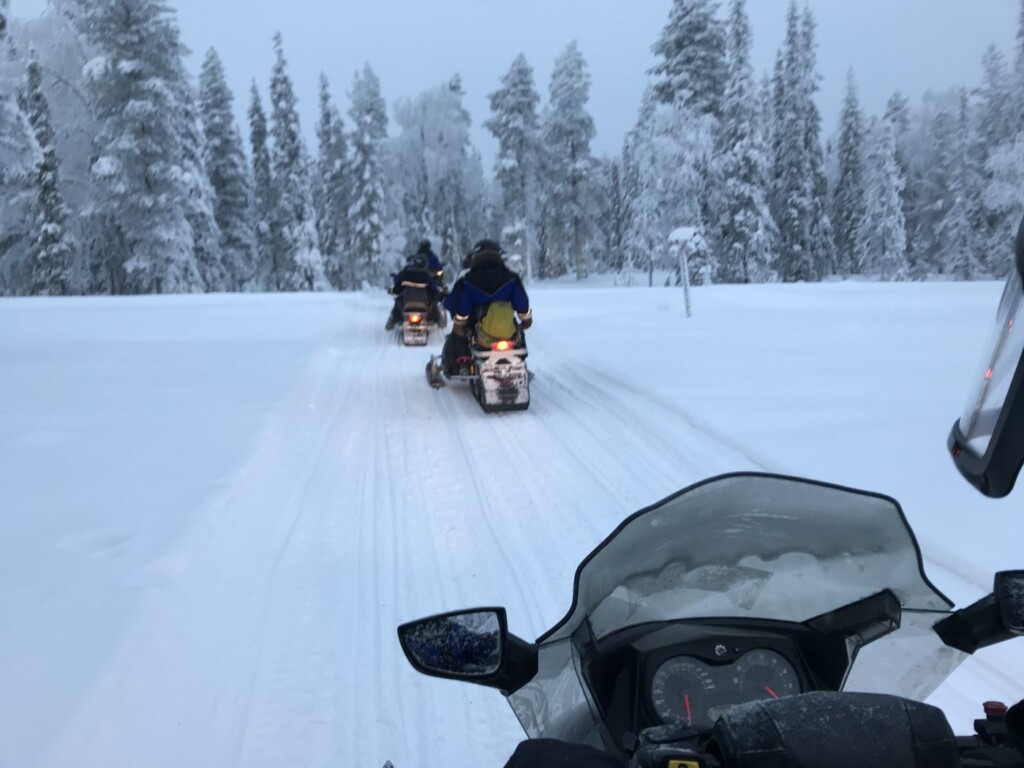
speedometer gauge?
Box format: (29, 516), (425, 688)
(732, 649), (799, 701)
(650, 656), (717, 728)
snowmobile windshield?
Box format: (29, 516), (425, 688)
(958, 273), (1024, 458)
(506, 474), (966, 743)
(540, 474), (951, 641)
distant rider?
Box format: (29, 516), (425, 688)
(415, 239), (446, 291)
(441, 239), (532, 376)
(387, 251), (440, 331)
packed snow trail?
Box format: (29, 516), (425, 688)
(28, 291), (762, 768)
(1, 282), (1021, 768)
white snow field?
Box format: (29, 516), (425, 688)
(1, 281), (1022, 768)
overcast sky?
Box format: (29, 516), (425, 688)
(12, 0), (1020, 169)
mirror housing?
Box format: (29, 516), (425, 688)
(935, 570), (1024, 653)
(397, 607), (538, 694)
(996, 571), (1024, 634)
(398, 608), (506, 679)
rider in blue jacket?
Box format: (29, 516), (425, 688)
(441, 239), (532, 375)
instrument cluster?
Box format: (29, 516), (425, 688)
(648, 648), (802, 729)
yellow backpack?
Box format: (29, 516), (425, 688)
(479, 301), (517, 342)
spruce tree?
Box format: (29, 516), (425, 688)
(348, 62), (388, 286)
(268, 33), (327, 291)
(978, 45), (1020, 274)
(832, 69), (866, 275)
(771, 1), (813, 281)
(78, 0), (201, 294)
(856, 118), (907, 280)
(543, 41), (595, 279)
(315, 73), (349, 288)
(0, 4), (42, 295)
(25, 51), (75, 294)
(938, 90), (984, 279)
(650, 0), (727, 118)
(486, 53), (540, 280)
(710, 0), (776, 283)
(801, 6), (836, 278)
(884, 91), (917, 272)
(178, 79), (226, 290)
(200, 49), (256, 290)
(770, 1), (832, 282)
(248, 82), (275, 290)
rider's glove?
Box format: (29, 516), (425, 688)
(518, 309), (533, 330)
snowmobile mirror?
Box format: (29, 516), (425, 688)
(996, 571), (1024, 634)
(935, 570), (1024, 653)
(398, 608), (507, 680)
(949, 216), (1024, 498)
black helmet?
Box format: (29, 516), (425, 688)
(470, 239), (503, 257)
(417, 239), (433, 255)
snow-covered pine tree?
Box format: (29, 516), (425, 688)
(770, 1), (813, 282)
(650, 0), (726, 118)
(543, 41), (595, 280)
(979, 44), (1021, 276)
(177, 78), (226, 291)
(770, 1), (832, 282)
(486, 53), (540, 281)
(347, 62), (388, 287)
(832, 69), (866, 275)
(0, 1), (41, 295)
(25, 50), (74, 294)
(602, 158), (628, 272)
(405, 74), (480, 263)
(855, 117), (906, 280)
(621, 115), (656, 285)
(623, 84), (711, 285)
(315, 73), (349, 288)
(801, 6), (836, 279)
(883, 91), (919, 274)
(200, 49), (255, 291)
(935, 90), (983, 280)
(14, 0), (106, 293)
(78, 0), (201, 294)
(925, 90), (978, 280)
(709, 0), (776, 284)
(268, 33), (327, 291)
(248, 82), (275, 290)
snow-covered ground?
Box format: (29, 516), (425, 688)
(1, 281), (1021, 768)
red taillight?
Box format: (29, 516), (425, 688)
(491, 340), (513, 351)
(986, 368), (994, 380)
(409, 314), (422, 324)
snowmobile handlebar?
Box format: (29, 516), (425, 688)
(628, 692), (1024, 768)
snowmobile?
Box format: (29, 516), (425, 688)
(396, 219), (1024, 768)
(398, 472), (1024, 768)
(388, 285), (446, 346)
(425, 329), (530, 413)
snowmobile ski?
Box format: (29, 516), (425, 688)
(426, 356), (446, 388)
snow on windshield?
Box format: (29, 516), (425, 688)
(542, 474), (952, 643)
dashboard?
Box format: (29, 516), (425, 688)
(648, 648), (801, 728)
(582, 622), (820, 743)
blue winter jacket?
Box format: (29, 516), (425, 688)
(450, 253), (530, 323)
